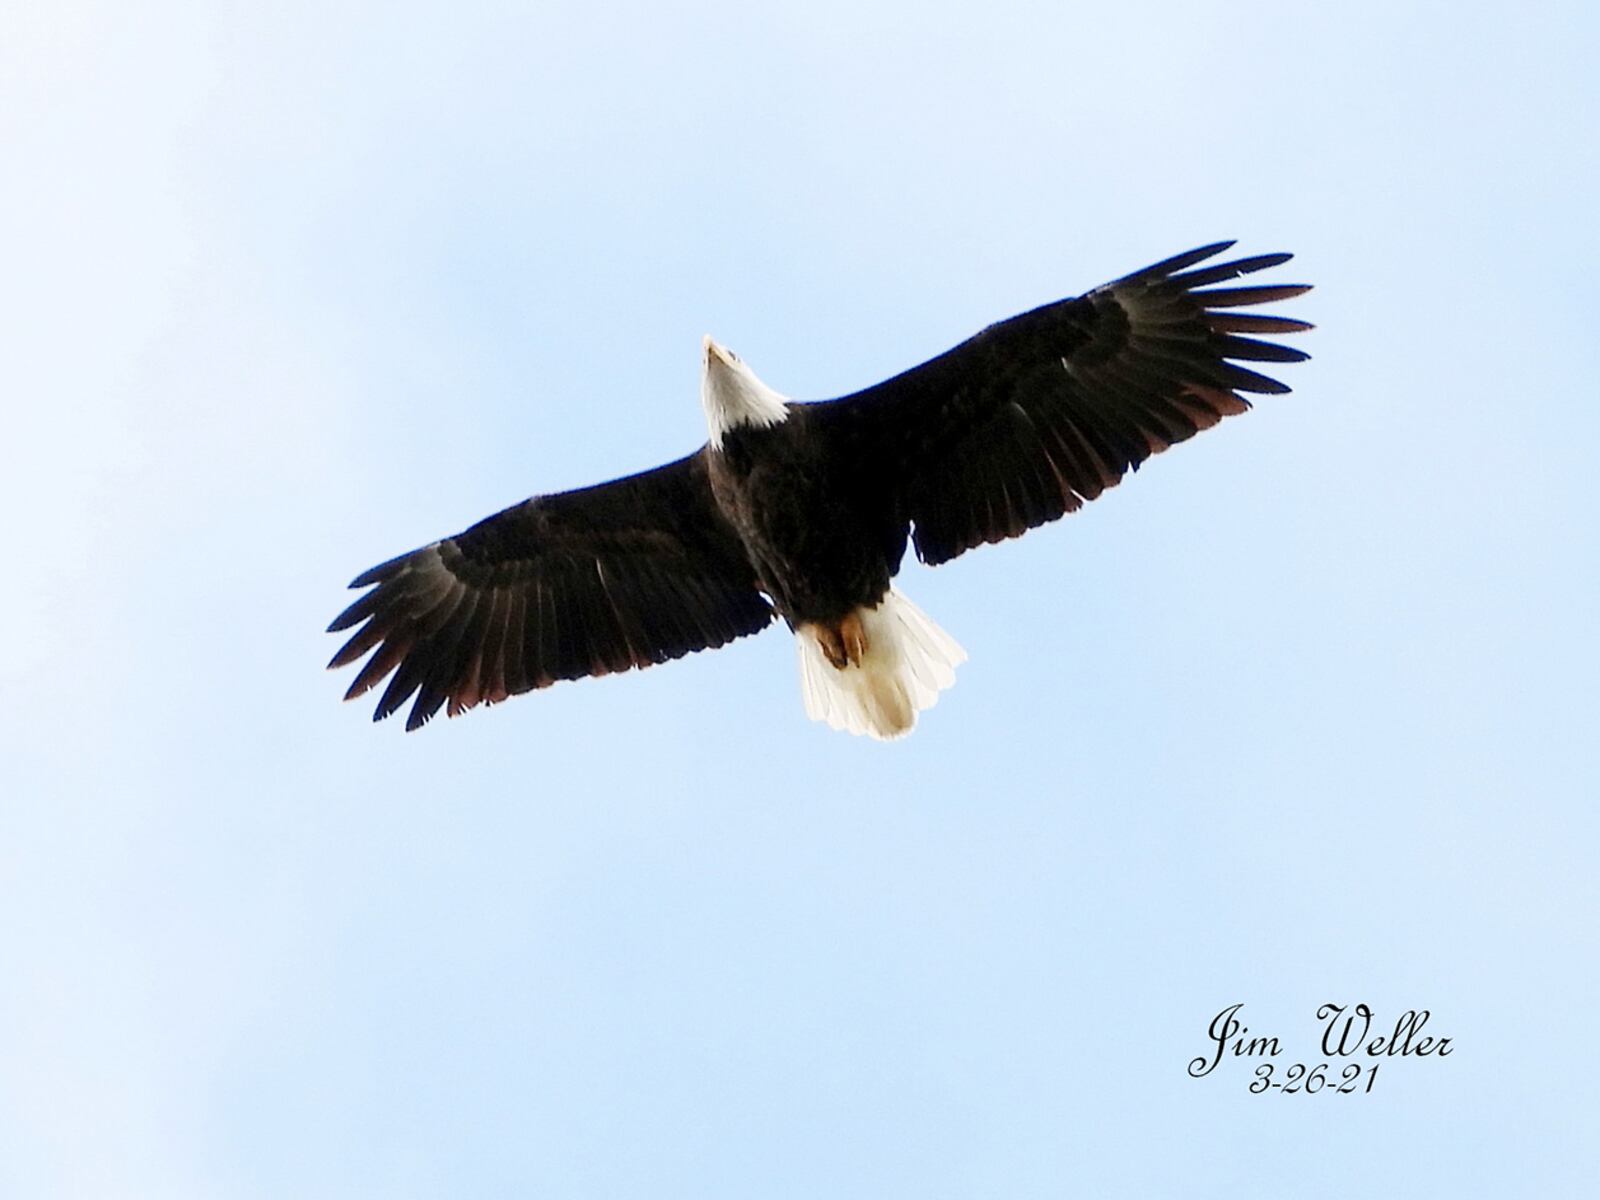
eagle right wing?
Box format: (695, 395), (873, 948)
(811, 242), (1312, 565)
(327, 451), (775, 730)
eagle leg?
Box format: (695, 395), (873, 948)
(839, 610), (867, 668)
(810, 612), (868, 670)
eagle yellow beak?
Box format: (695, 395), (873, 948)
(703, 335), (731, 367)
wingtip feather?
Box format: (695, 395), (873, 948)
(1120, 240), (1237, 284)
(1194, 283), (1313, 307)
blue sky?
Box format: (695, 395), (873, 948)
(3, 2), (1597, 1196)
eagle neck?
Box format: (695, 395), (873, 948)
(702, 360), (790, 449)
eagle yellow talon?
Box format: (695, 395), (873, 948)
(814, 624), (846, 669)
(839, 611), (867, 668)
(811, 612), (869, 670)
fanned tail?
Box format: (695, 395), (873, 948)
(797, 588), (966, 740)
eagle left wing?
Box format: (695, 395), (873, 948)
(811, 242), (1312, 565)
(327, 451), (775, 730)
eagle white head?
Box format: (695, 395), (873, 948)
(700, 335), (790, 448)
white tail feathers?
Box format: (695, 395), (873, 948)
(797, 588), (967, 740)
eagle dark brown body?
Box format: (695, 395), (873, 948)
(707, 409), (907, 630)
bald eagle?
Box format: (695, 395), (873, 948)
(328, 242), (1310, 739)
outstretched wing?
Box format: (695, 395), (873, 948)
(812, 242), (1312, 565)
(327, 451), (774, 730)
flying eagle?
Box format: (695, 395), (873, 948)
(328, 242), (1310, 739)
